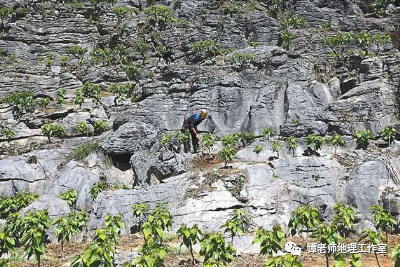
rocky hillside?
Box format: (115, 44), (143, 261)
(1, 0), (400, 266)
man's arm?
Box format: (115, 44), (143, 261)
(189, 127), (200, 139)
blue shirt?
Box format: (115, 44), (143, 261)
(185, 113), (204, 128)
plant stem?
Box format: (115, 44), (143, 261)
(375, 252), (381, 267)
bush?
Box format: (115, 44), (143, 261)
(230, 52), (254, 68)
(66, 46), (87, 56)
(41, 123), (66, 143)
(288, 205), (321, 235)
(253, 145), (263, 157)
(81, 82), (102, 105)
(200, 232), (236, 266)
(72, 142), (101, 160)
(271, 140), (281, 158)
(189, 39), (221, 60)
(0, 192), (39, 219)
(261, 127), (275, 140)
(220, 147), (237, 168)
(201, 133), (216, 156)
(177, 224), (202, 264)
(2, 90), (35, 117)
(329, 133), (344, 156)
(1, 128), (16, 139)
(112, 6), (136, 17)
(221, 209), (249, 243)
(89, 181), (109, 201)
(305, 134), (325, 154)
(381, 126), (396, 145)
(125, 63), (142, 83)
(74, 122), (89, 136)
(369, 205), (397, 242)
(252, 225), (285, 256)
(144, 5), (176, 30)
(278, 15), (307, 50)
(59, 189), (78, 207)
(221, 135), (237, 148)
(56, 89), (67, 105)
(109, 83), (131, 106)
(332, 203), (355, 238)
(354, 130), (374, 149)
(285, 136), (297, 157)
(74, 89), (85, 108)
(35, 98), (50, 109)
(93, 121), (108, 134)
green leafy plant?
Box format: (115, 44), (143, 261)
(288, 205), (321, 235)
(200, 232), (236, 267)
(350, 253), (362, 267)
(74, 89), (85, 108)
(221, 209), (250, 243)
(221, 135), (236, 148)
(112, 6), (135, 17)
(305, 134), (325, 155)
(252, 225), (285, 256)
(253, 145), (263, 157)
(242, 132), (256, 146)
(230, 52), (254, 69)
(354, 130), (375, 149)
(125, 63), (142, 84)
(189, 39), (221, 61)
(285, 136), (298, 157)
(0, 192), (39, 220)
(56, 89), (67, 105)
(81, 82), (102, 106)
(265, 253), (303, 267)
(0, 7), (14, 24)
(72, 142), (102, 160)
(109, 83), (131, 106)
(105, 213), (125, 245)
(369, 205), (397, 242)
(177, 224), (202, 264)
(370, 0), (395, 14)
(59, 189), (78, 207)
(278, 15), (307, 50)
(2, 90), (35, 118)
(89, 181), (109, 201)
(75, 122), (90, 136)
(67, 46), (87, 56)
(220, 147), (237, 168)
(261, 127), (275, 140)
(271, 140), (281, 158)
(390, 244), (400, 267)
(313, 223), (342, 267)
(201, 133), (216, 156)
(93, 121), (108, 134)
(35, 98), (50, 109)
(381, 126), (396, 145)
(329, 133), (344, 156)
(53, 211), (88, 255)
(358, 229), (385, 267)
(41, 123), (66, 143)
(0, 230), (15, 258)
(132, 203), (150, 230)
(144, 5), (176, 30)
(1, 128), (16, 139)
(20, 210), (51, 267)
(332, 203), (355, 238)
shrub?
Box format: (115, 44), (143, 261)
(81, 82), (102, 105)
(285, 136), (297, 157)
(0, 7), (14, 22)
(1, 128), (16, 139)
(271, 140), (281, 158)
(109, 83), (131, 106)
(66, 46), (87, 56)
(201, 133), (216, 156)
(278, 15), (307, 50)
(220, 147), (237, 168)
(75, 122), (89, 136)
(144, 5), (176, 30)
(332, 203), (355, 238)
(252, 225), (285, 256)
(0, 192), (39, 219)
(2, 90), (35, 117)
(125, 63), (142, 83)
(41, 123), (66, 143)
(253, 145), (263, 157)
(112, 6), (135, 17)
(93, 121), (108, 134)
(72, 142), (101, 160)
(369, 205), (397, 242)
(261, 127), (275, 140)
(242, 132), (256, 146)
(391, 244), (400, 266)
(221, 134), (237, 148)
(371, 0), (395, 15)
(305, 134), (325, 154)
(312, 224), (342, 267)
(200, 232), (236, 266)
(131, 203), (149, 229)
(381, 126), (396, 145)
(288, 205), (321, 235)
(21, 210), (51, 267)
(74, 89), (85, 108)
(0, 231), (15, 259)
(230, 52), (254, 68)
(189, 39), (221, 60)
(35, 98), (50, 109)
(56, 89), (67, 105)
(59, 189), (78, 207)
(354, 130), (374, 149)
(329, 133), (344, 156)
(359, 229), (385, 267)
(89, 181), (109, 201)
(177, 224), (202, 264)
(221, 209), (250, 243)
(89, 47), (112, 66)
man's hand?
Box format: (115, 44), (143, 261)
(196, 134), (200, 140)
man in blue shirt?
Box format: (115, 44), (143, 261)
(182, 109), (208, 153)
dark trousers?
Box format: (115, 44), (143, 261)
(181, 124), (199, 153)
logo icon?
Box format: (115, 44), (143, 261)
(285, 242), (302, 256)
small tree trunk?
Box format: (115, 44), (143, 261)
(375, 252), (381, 267)
(325, 252), (329, 267)
(190, 243), (195, 264)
